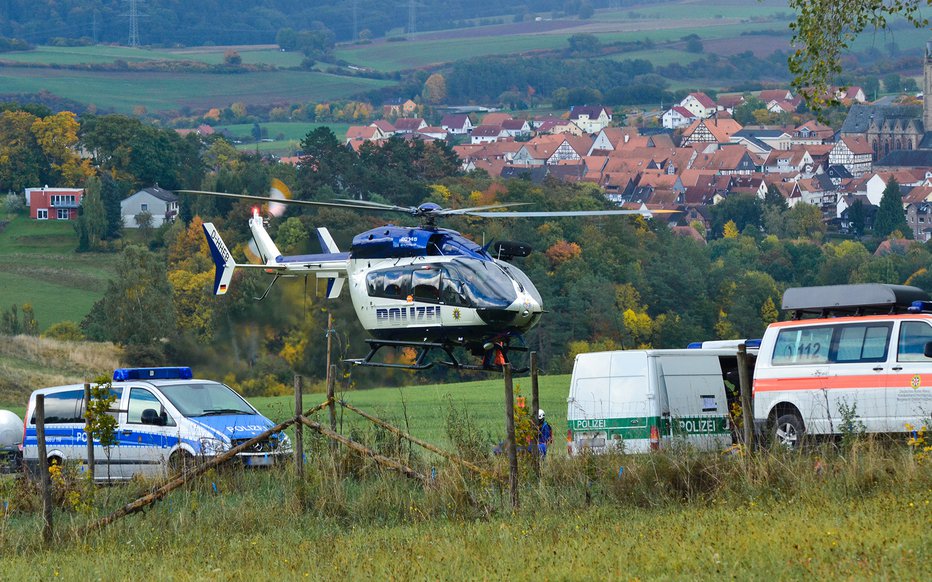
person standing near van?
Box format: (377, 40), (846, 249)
(537, 410), (553, 456)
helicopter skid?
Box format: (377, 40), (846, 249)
(347, 339), (528, 373)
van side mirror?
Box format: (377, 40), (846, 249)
(924, 341), (932, 358)
(141, 408), (164, 426)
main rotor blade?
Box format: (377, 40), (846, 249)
(332, 198), (415, 213)
(463, 209), (678, 218)
(179, 190), (383, 211)
(439, 202), (532, 215)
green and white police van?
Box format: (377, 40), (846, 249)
(566, 348), (744, 454)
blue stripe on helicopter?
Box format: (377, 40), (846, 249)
(351, 226), (490, 260)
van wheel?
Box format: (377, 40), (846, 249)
(169, 451), (194, 477)
(773, 414), (804, 449)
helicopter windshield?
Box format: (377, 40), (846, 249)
(442, 260), (516, 309)
(366, 260), (517, 309)
(499, 262), (542, 305)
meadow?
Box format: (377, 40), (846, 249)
(0, 217), (116, 332)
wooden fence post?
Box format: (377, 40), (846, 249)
(328, 364), (337, 444)
(294, 375), (304, 480)
(35, 395), (53, 544)
(530, 352), (540, 479)
(737, 343), (754, 450)
(84, 382), (94, 481)
(504, 363), (519, 509)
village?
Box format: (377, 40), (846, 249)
(319, 46), (932, 243)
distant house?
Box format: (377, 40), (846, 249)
(382, 98), (417, 118)
(25, 186), (84, 221)
(121, 186), (178, 228)
(393, 118), (428, 133)
(679, 92), (717, 119)
(829, 136), (873, 177)
(680, 118), (743, 146)
(500, 119), (531, 138)
(470, 125), (509, 144)
(441, 114), (474, 135)
(344, 125), (385, 144)
(661, 106), (695, 129)
(569, 105), (612, 133)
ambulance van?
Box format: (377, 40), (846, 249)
(22, 367), (290, 480)
(567, 348), (741, 454)
(754, 284), (932, 448)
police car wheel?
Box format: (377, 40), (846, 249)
(773, 414), (804, 449)
(169, 451), (194, 476)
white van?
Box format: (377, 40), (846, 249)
(567, 349), (740, 454)
(22, 367), (290, 480)
(754, 284), (932, 447)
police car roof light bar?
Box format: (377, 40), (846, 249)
(113, 367), (194, 381)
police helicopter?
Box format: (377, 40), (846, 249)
(187, 181), (662, 371)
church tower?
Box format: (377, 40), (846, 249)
(925, 41), (932, 130)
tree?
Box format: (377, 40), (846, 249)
(785, 202), (826, 242)
(223, 49), (242, 65)
(567, 33), (600, 55)
(0, 110), (43, 192)
(847, 198), (866, 237)
(81, 245), (176, 346)
(135, 210), (154, 243)
(422, 73), (447, 104)
(873, 178), (910, 238)
(788, 0), (929, 112)
(74, 176), (107, 251)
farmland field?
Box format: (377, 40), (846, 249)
(0, 45), (304, 67)
(0, 68), (391, 113)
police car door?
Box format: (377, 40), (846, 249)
(117, 387), (176, 479)
(657, 354), (730, 450)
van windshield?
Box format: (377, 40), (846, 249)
(157, 382), (256, 417)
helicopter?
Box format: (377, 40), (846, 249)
(187, 182), (662, 371)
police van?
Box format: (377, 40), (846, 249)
(754, 284), (932, 447)
(567, 348), (743, 454)
(22, 367), (290, 480)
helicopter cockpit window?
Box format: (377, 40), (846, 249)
(412, 267), (441, 303)
(367, 269), (411, 300)
(443, 260), (516, 308)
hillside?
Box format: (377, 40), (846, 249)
(0, 334), (122, 408)
(0, 216), (117, 331)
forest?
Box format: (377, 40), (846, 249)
(0, 0), (645, 47)
(4, 106), (932, 393)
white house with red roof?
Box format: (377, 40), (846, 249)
(679, 92), (717, 119)
(662, 106), (696, 129)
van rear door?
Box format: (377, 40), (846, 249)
(656, 354), (731, 450)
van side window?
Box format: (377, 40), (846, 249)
(835, 324), (891, 363)
(31, 389), (85, 424)
(127, 388), (175, 426)
(772, 326), (833, 364)
(898, 321), (932, 361)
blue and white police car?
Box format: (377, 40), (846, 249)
(22, 367), (290, 480)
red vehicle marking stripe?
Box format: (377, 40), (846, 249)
(755, 373), (928, 392)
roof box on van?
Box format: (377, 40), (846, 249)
(782, 284), (930, 319)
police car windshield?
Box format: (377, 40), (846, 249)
(157, 382), (256, 417)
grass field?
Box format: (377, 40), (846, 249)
(0, 217), (115, 331)
(0, 68), (391, 114)
(0, 45), (304, 67)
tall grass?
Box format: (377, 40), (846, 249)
(1, 423), (928, 578)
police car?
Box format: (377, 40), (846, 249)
(21, 367), (290, 480)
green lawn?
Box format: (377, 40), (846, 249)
(0, 217), (115, 331)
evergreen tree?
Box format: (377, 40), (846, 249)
(74, 176), (107, 251)
(100, 173), (125, 240)
(873, 178), (910, 239)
